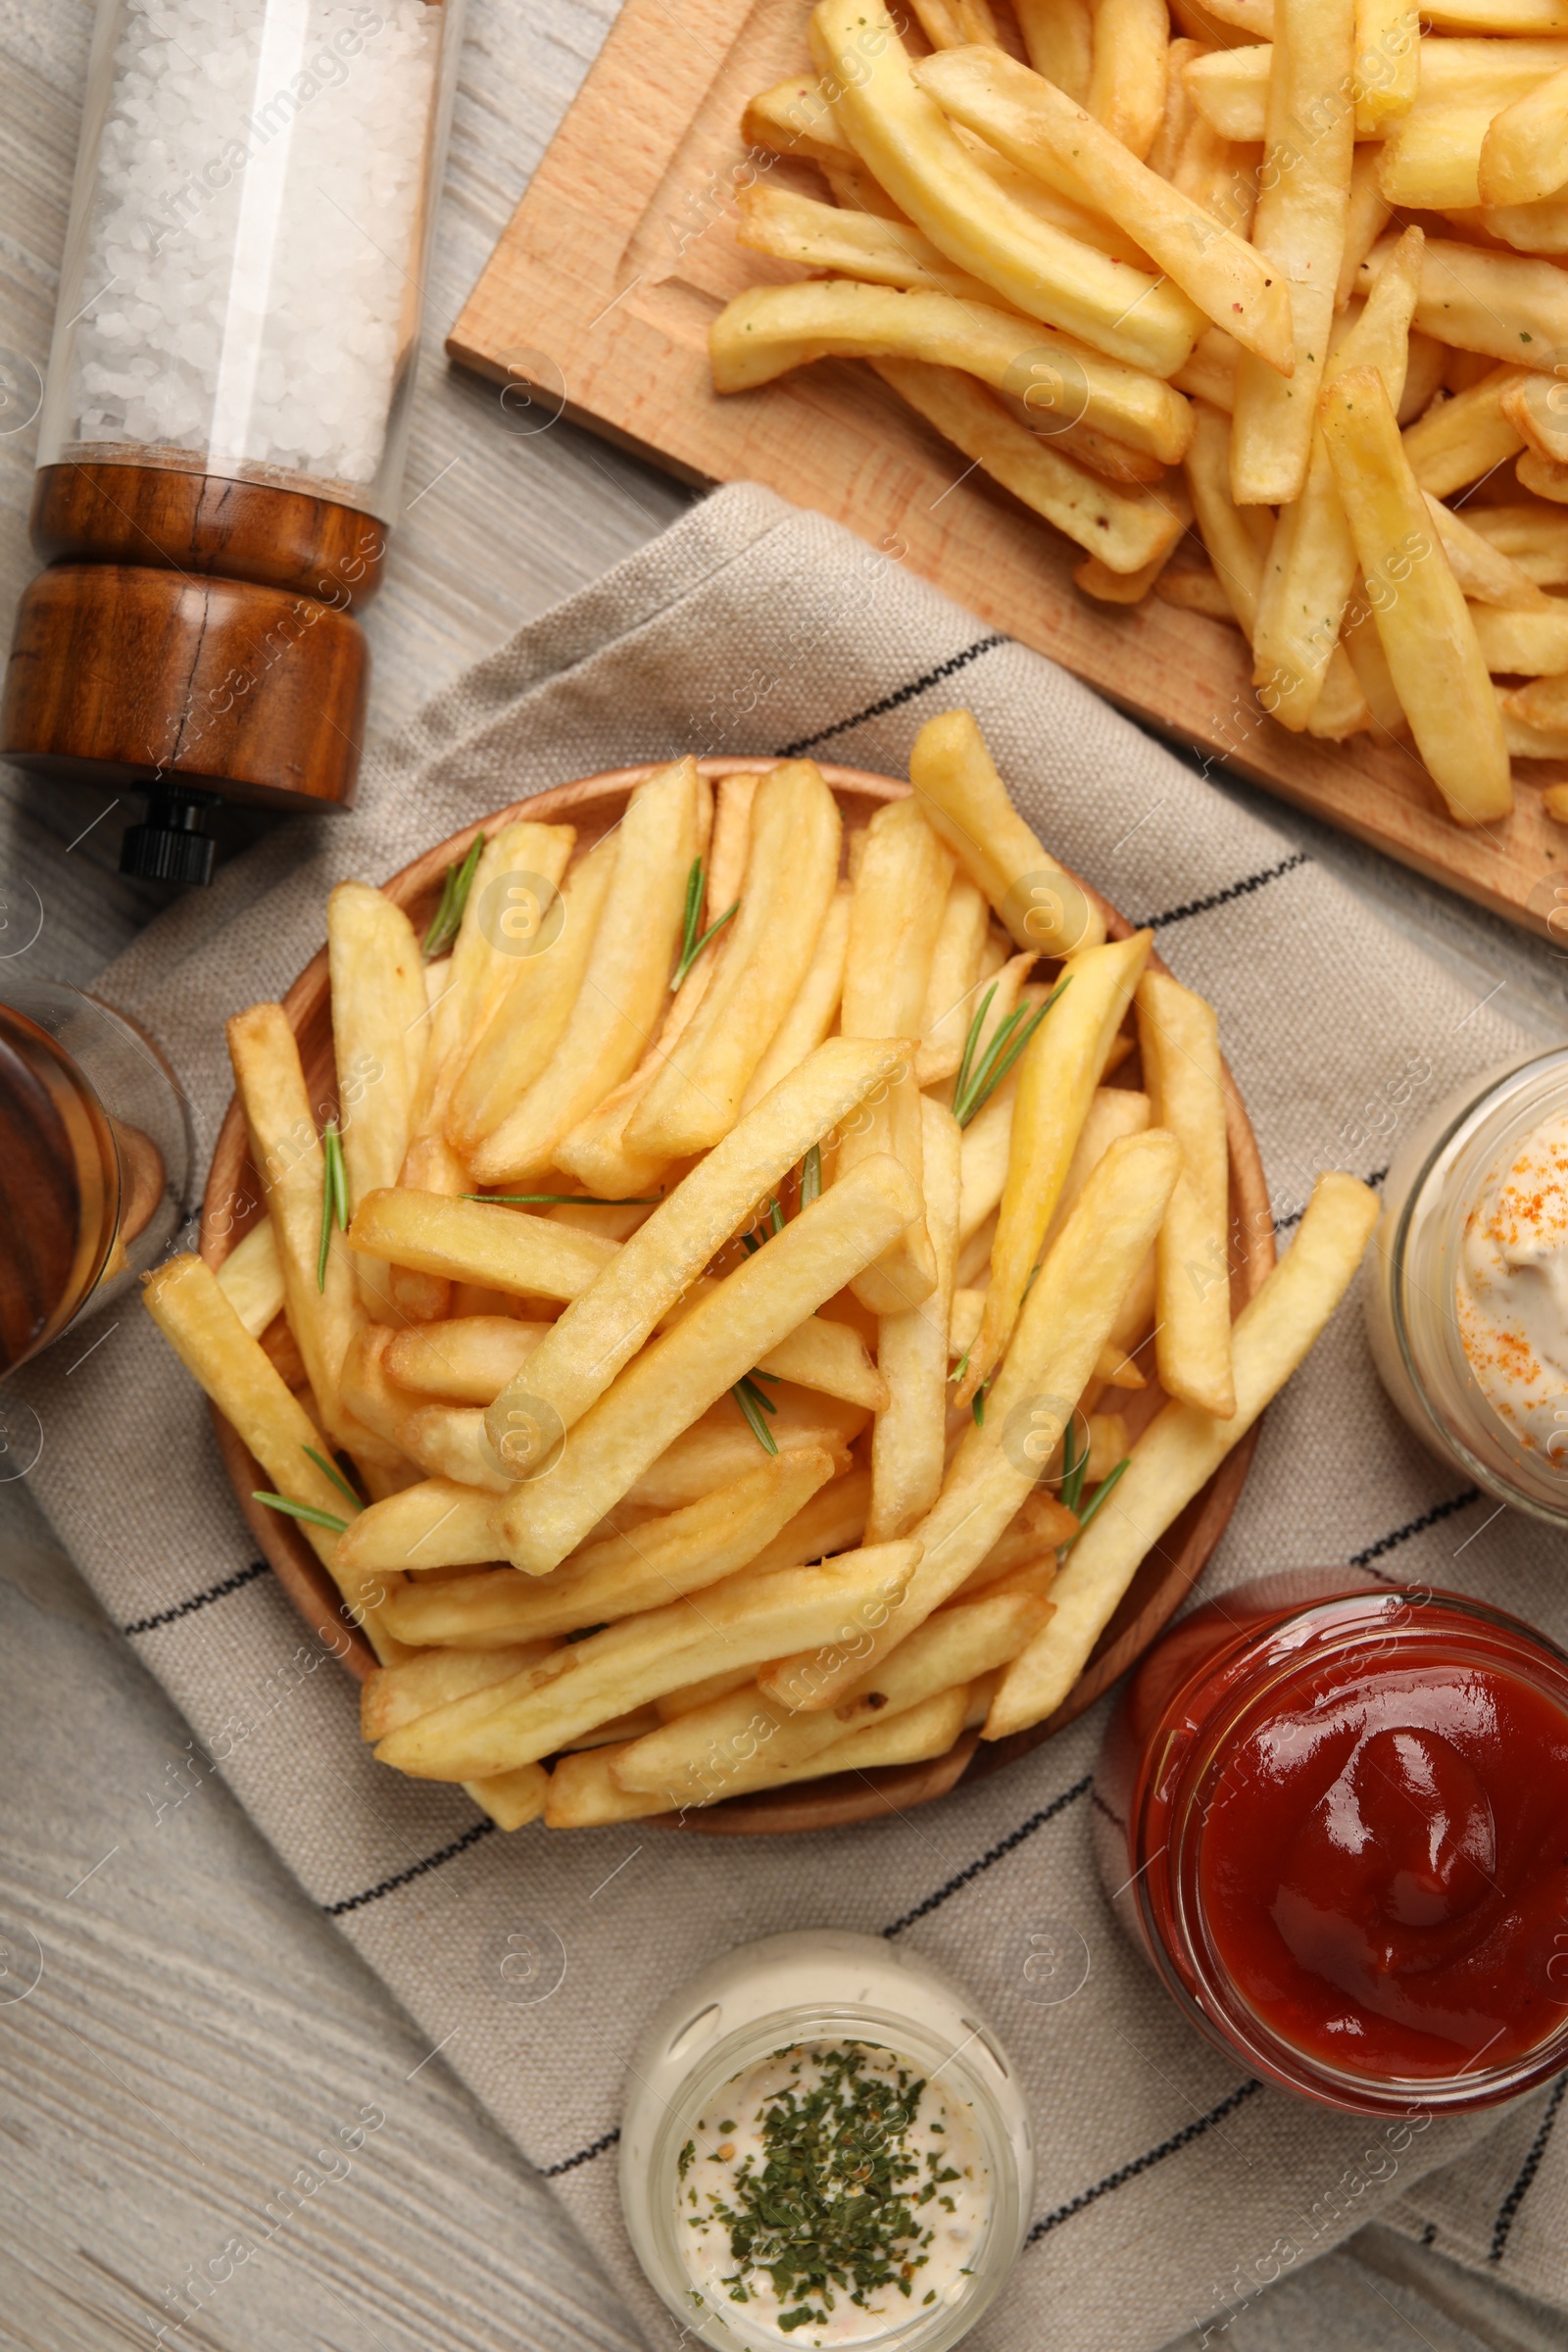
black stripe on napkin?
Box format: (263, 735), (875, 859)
(1349, 1490), (1482, 1573)
(1026, 2078), (1263, 2245)
(1135, 851), (1308, 933)
(772, 634), (1007, 758)
(323, 1820), (496, 1917)
(1489, 2076), (1567, 2263)
(542, 2127), (622, 2179)
(122, 1559), (270, 1635)
(881, 1773), (1093, 1938)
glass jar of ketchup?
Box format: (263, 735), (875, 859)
(1096, 1573), (1568, 2115)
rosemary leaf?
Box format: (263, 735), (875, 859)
(971, 1382), (988, 1427)
(421, 830), (485, 960)
(954, 974), (1072, 1129)
(801, 1142), (821, 1209)
(1060, 1414), (1089, 1517)
(953, 980), (999, 1113)
(948, 1345), (972, 1387)
(302, 1445), (362, 1513)
(670, 858), (739, 991)
(317, 1119), (349, 1293)
(253, 1492), (349, 1537)
(1064, 1456), (1129, 1546)
(732, 1376), (779, 1453)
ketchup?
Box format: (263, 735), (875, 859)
(1097, 1576), (1568, 2113)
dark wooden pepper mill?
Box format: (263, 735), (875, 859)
(2, 463), (384, 886)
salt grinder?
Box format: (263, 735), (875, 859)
(1, 0), (464, 884)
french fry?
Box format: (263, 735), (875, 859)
(326, 882), (428, 1315)
(1172, 105), (1258, 243)
(466, 760), (703, 1184)
(469, 1763), (551, 1832)
(662, 1283), (888, 1412)
(1354, 0), (1419, 134)
(445, 832), (617, 1154)
(1322, 368), (1514, 822)
(954, 1495), (1076, 1594)
(740, 886), (852, 1112)
(761, 1128), (1181, 1708)
(616, 1587), (1046, 1797)
(1480, 62), (1568, 206)
(1147, 35), (1205, 183)
(1402, 365), (1527, 498)
(1155, 564), (1239, 619)
(1337, 152), (1395, 309)
(544, 1746), (674, 1825)
(742, 74), (852, 165)
(1500, 688), (1568, 756)
(1087, 0), (1169, 159)
(1184, 399), (1269, 636)
(915, 47), (1294, 370)
(907, 0), (1008, 47)
(1172, 328), (1241, 412)
(1519, 449), (1568, 502)
(1424, 491), (1553, 606)
(1545, 784), (1568, 820)
(713, 281), (1196, 467)
(1361, 235), (1568, 369)
(909, 708), (1104, 956)
(740, 1466), (872, 1582)
(374, 1541), (921, 1778)
(227, 1002), (365, 1448)
(1396, 331), (1446, 425)
(499, 1153), (922, 1574)
(871, 360), (1190, 575)
(1137, 971), (1235, 1417)
(985, 1171), (1381, 1738)
(348, 1190), (617, 1301)
(1251, 227), (1424, 727)
(1462, 501), (1568, 583)
(1506, 669), (1568, 727)
(385, 1316), (548, 1403)
(626, 761), (842, 1160)
(914, 874), (991, 1086)
(397, 1402), (514, 1493)
(809, 0), (1202, 371)
(486, 1036), (908, 1460)
(335, 1475), (505, 1574)
(382, 1449), (839, 1647)
(1188, 34), (1568, 143)
(624, 1400), (857, 1512)
(361, 1642), (558, 1740)
(1469, 601), (1568, 672)
(215, 1214), (284, 1339)
(340, 1324), (434, 1466)
(837, 800), (952, 1315)
(1014, 0), (1094, 101)
(867, 1099), (962, 1542)
(1423, 0), (1568, 24)
(736, 182), (999, 304)
(1501, 365), (1568, 465)
(1230, 0), (1357, 507)
(407, 823), (576, 1157)
(959, 932), (1152, 1406)
(1378, 102), (1502, 211)
(140, 1254), (405, 1659)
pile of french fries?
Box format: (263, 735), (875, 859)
(142, 711), (1377, 1831)
(714, 0), (1568, 829)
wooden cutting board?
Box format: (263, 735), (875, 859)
(448, 0), (1568, 939)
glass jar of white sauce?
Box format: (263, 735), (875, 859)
(619, 1931), (1033, 2352)
(1365, 1046), (1568, 1525)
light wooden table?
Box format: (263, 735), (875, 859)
(2, 7), (1567, 2350)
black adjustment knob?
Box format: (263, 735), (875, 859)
(120, 789), (218, 887)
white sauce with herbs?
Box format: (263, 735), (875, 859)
(1456, 1110), (1568, 1460)
(674, 2040), (992, 2346)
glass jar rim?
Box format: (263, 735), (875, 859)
(1386, 1045), (1568, 1526)
(628, 1999), (1028, 2352)
(1135, 1585), (1568, 2113)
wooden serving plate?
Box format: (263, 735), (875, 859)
(447, 0), (1568, 938)
(201, 760), (1274, 1833)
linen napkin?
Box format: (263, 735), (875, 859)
(18, 482), (1568, 2351)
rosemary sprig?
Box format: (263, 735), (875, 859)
(1064, 1455), (1129, 1546)
(303, 1445), (363, 1513)
(953, 974), (1072, 1129)
(801, 1143), (821, 1208)
(948, 1344), (971, 1387)
(670, 857), (739, 991)
(767, 1194), (785, 1236)
(317, 1120), (349, 1292)
(253, 1492), (349, 1537)
(460, 1192), (661, 1207)
(971, 1381), (989, 1426)
(732, 1373), (779, 1453)
(421, 831), (485, 960)
(1059, 1414), (1090, 1517)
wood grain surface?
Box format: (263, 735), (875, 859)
(200, 758), (1273, 1829)
(448, 0), (1568, 942)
